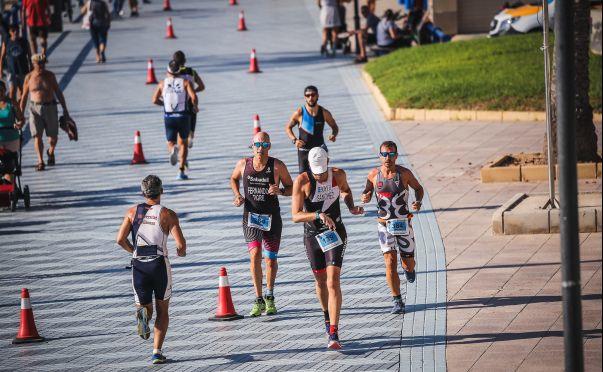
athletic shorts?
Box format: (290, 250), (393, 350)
(190, 111), (197, 133)
(304, 225), (347, 273)
(29, 102), (59, 138)
(131, 256), (172, 305)
(242, 211), (282, 259)
(29, 26), (49, 39)
(164, 114), (190, 143)
(377, 222), (416, 258)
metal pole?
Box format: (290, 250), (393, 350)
(554, 0), (584, 371)
(542, 0), (557, 209)
(353, 0), (360, 55)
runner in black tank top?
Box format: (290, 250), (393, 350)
(230, 132), (293, 317)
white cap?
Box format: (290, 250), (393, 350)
(308, 147), (328, 174)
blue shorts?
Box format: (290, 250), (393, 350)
(164, 114), (191, 143)
(131, 256), (172, 305)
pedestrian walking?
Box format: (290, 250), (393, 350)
(0, 80), (25, 184)
(318, 0), (341, 56)
(172, 50), (205, 148)
(230, 131), (293, 317)
(21, 0), (51, 56)
(115, 175), (187, 365)
(87, 0), (111, 63)
(0, 25), (31, 100)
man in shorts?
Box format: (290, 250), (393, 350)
(292, 147), (363, 350)
(20, 54), (72, 171)
(22, 0), (51, 56)
(152, 60), (198, 180)
(172, 50), (205, 149)
(0, 25), (31, 100)
(230, 131), (293, 316)
(116, 175), (186, 365)
(360, 141), (424, 314)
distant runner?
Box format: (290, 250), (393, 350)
(116, 175), (186, 365)
(230, 131), (293, 317)
(172, 51), (205, 149)
(360, 141), (424, 314)
(291, 147), (363, 350)
(285, 85), (339, 174)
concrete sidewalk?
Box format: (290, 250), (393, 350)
(391, 120), (602, 371)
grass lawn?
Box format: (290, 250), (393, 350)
(365, 33), (602, 112)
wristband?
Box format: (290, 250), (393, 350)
(292, 138), (297, 145)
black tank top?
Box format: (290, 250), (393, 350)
(243, 157), (280, 215)
(375, 169), (409, 220)
(299, 105), (325, 150)
(303, 169), (343, 233)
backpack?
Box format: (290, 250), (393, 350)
(89, 0), (110, 28)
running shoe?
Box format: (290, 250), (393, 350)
(391, 299), (405, 314)
(264, 296), (277, 315)
(327, 332), (342, 350)
(249, 298), (266, 317)
(325, 322), (331, 336)
(405, 269), (416, 283)
(151, 353), (167, 364)
(177, 171), (188, 180)
(169, 146), (178, 166)
(136, 307), (150, 340)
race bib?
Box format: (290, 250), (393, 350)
(316, 230), (343, 253)
(248, 213), (272, 231)
(386, 218), (409, 236)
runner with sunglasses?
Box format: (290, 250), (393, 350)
(360, 141), (424, 314)
(291, 147), (364, 350)
(285, 85), (339, 174)
(230, 131), (293, 317)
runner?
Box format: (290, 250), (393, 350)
(285, 85), (339, 174)
(230, 131), (293, 317)
(291, 147), (363, 349)
(151, 60), (198, 180)
(360, 140), (424, 314)
(115, 175), (186, 365)
(172, 51), (205, 149)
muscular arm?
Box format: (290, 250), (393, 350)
(230, 159), (245, 198)
(361, 169), (377, 203)
(19, 74), (30, 113)
(275, 160), (293, 196)
(152, 82), (163, 106)
(50, 72), (69, 117)
(193, 72), (205, 93)
(166, 209), (186, 257)
(285, 108), (301, 142)
(334, 169), (356, 211)
(323, 108), (339, 139)
(185, 80), (198, 108)
(116, 208), (135, 254)
(405, 168), (424, 203)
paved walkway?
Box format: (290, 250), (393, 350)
(1, 0), (445, 370)
(391, 120), (602, 371)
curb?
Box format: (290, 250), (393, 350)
(361, 68), (603, 123)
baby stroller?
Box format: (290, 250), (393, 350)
(0, 131), (30, 211)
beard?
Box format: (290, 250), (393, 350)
(307, 100), (317, 107)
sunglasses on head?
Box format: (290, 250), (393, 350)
(253, 141), (270, 148)
(380, 151), (397, 158)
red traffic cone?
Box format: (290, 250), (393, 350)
(248, 49), (261, 73)
(146, 59), (158, 84)
(229, 0), (237, 5)
(131, 131), (148, 165)
(237, 11), (247, 31)
(253, 114), (261, 134)
(165, 18), (176, 39)
(163, 0), (172, 11)
(209, 267), (243, 321)
(13, 288), (45, 344)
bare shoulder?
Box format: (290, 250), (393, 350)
(397, 165), (412, 175)
(125, 205), (136, 221)
(332, 167), (347, 180)
(273, 158), (287, 170)
(367, 168), (379, 180)
(294, 172), (310, 186)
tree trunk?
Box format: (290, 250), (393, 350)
(545, 0), (601, 163)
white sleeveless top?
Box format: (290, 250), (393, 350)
(162, 77), (187, 113)
(310, 168), (340, 212)
(133, 204), (168, 259)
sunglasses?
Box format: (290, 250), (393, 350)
(305, 93), (317, 98)
(380, 151), (397, 158)
(253, 142), (270, 148)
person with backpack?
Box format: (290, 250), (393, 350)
(87, 0), (110, 63)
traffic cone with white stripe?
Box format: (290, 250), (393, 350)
(165, 18), (176, 39)
(13, 288), (45, 344)
(131, 131), (148, 164)
(253, 114), (261, 134)
(248, 49), (261, 73)
(146, 59), (158, 84)
(209, 267), (243, 321)
(237, 10), (247, 31)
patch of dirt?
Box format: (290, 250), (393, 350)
(494, 152), (548, 167)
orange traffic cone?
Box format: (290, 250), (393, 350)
(237, 11), (247, 31)
(253, 114), (261, 134)
(13, 288), (45, 344)
(146, 59), (158, 84)
(131, 131), (148, 164)
(248, 49), (261, 73)
(165, 18), (176, 39)
(229, 0), (237, 5)
(163, 0), (172, 11)
(209, 267), (243, 321)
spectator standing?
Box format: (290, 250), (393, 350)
(318, 0), (341, 56)
(88, 0), (110, 63)
(0, 25), (31, 100)
(21, 0), (51, 56)
(353, 5), (380, 63)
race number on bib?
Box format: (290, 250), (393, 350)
(248, 213), (272, 231)
(386, 218), (409, 236)
(316, 230), (343, 253)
